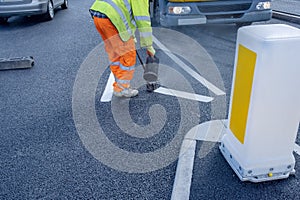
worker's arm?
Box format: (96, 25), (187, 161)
(131, 0), (155, 56)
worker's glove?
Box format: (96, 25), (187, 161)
(146, 46), (156, 57)
(133, 35), (137, 43)
(146, 46), (159, 65)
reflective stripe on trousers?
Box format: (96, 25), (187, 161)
(93, 17), (136, 92)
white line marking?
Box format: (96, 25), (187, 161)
(153, 36), (226, 96)
(171, 139), (196, 200)
(172, 119), (300, 200)
(171, 120), (224, 200)
(185, 120), (228, 142)
(295, 143), (300, 155)
(155, 87), (214, 103)
(100, 72), (114, 102)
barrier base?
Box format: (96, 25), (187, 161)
(219, 141), (295, 183)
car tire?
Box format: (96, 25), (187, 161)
(44, 0), (55, 21)
(0, 17), (8, 24)
(61, 0), (68, 9)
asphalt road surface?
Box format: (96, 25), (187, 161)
(1, 0), (299, 199)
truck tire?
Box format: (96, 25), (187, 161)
(0, 17), (8, 24)
(151, 0), (160, 26)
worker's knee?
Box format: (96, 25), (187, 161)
(120, 50), (136, 67)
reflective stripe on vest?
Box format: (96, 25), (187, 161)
(102, 0), (132, 36)
(134, 14), (152, 46)
(124, 0), (132, 17)
(140, 31), (152, 38)
(124, 0), (137, 28)
(134, 16), (150, 21)
(90, 0), (153, 49)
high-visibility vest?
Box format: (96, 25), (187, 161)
(90, 0), (155, 54)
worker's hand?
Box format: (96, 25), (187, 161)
(146, 46), (156, 58)
(147, 50), (154, 57)
(133, 36), (137, 43)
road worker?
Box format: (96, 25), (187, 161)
(90, 0), (156, 98)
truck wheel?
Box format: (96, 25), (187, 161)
(0, 17), (8, 24)
(151, 0), (160, 26)
(44, 0), (55, 21)
(61, 0), (68, 9)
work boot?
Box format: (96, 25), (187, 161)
(113, 88), (138, 98)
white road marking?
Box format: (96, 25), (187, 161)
(171, 120), (225, 200)
(295, 143), (300, 155)
(101, 37), (225, 102)
(100, 72), (114, 102)
(171, 120), (300, 200)
(171, 139), (196, 200)
(155, 87), (214, 102)
(152, 36), (226, 96)
(185, 119), (227, 142)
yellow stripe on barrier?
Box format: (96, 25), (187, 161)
(230, 45), (257, 144)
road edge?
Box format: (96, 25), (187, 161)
(273, 10), (300, 24)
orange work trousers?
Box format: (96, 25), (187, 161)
(93, 17), (136, 92)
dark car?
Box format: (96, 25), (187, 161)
(0, 0), (68, 23)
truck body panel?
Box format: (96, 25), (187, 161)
(151, 0), (272, 27)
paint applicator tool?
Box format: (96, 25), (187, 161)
(136, 51), (160, 92)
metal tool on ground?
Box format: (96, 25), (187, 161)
(0, 56), (34, 71)
(136, 50), (159, 92)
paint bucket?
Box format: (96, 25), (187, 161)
(143, 56), (159, 82)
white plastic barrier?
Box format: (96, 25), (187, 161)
(220, 24), (300, 182)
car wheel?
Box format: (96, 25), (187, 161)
(44, 0), (55, 21)
(0, 17), (9, 24)
(61, 0), (68, 9)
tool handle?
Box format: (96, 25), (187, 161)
(136, 50), (145, 70)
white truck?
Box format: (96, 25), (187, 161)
(150, 0), (272, 27)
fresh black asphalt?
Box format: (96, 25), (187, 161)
(1, 0), (300, 199)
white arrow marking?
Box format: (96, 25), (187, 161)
(100, 72), (114, 102)
(153, 36), (226, 96)
(101, 36), (225, 102)
(155, 87), (214, 102)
